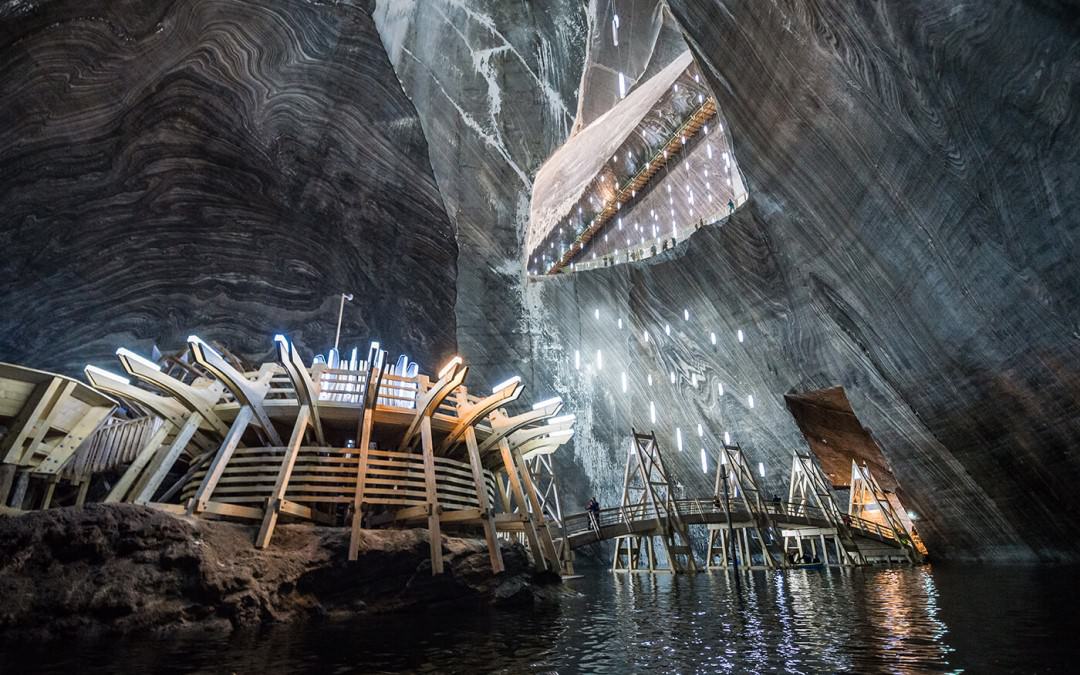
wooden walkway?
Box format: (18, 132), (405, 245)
(545, 98), (718, 275)
(551, 498), (914, 564)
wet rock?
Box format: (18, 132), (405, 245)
(0, 504), (559, 640)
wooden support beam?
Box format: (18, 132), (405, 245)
(116, 349), (231, 437)
(420, 416), (443, 575)
(0, 463), (16, 507)
(201, 500), (263, 521)
(9, 470), (29, 509)
(131, 414), (203, 504)
(75, 478), (91, 507)
(437, 381), (523, 454)
(465, 426), (504, 573)
(255, 406), (311, 549)
(498, 438), (548, 573)
(189, 406), (254, 514)
(40, 476), (58, 509)
(274, 336), (325, 446)
(188, 336), (282, 446)
(399, 365), (468, 451)
(348, 350), (384, 562)
(512, 445), (560, 569)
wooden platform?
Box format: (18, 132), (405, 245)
(0, 335), (577, 577)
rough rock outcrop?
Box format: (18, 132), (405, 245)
(0, 504), (557, 639)
(0, 0), (457, 375)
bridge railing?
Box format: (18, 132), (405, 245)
(556, 498), (906, 551)
(847, 515), (900, 542)
(559, 498), (840, 539)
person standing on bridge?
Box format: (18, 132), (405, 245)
(728, 198), (736, 214)
(586, 497), (601, 534)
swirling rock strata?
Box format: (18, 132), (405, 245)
(0, 0), (457, 375)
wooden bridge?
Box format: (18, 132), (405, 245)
(2, 339), (923, 577)
(501, 432), (925, 573)
(553, 497), (916, 566)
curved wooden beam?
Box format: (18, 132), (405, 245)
(188, 336), (282, 446)
(477, 399), (563, 455)
(116, 348), (230, 436)
(437, 378), (524, 454)
(398, 363), (469, 451)
(274, 335), (325, 446)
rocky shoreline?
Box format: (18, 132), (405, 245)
(0, 504), (561, 640)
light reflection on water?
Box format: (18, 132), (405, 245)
(2, 565), (1076, 673)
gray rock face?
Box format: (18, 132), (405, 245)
(525, 0), (1080, 562)
(373, 0), (587, 384)
(572, 0), (688, 130)
(0, 0), (457, 375)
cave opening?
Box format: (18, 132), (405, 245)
(784, 386), (924, 551)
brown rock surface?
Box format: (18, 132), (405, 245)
(0, 504), (558, 640)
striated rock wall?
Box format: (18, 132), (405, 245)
(525, 0), (1080, 562)
(0, 504), (555, 639)
(0, 0), (457, 375)
(372, 0), (586, 385)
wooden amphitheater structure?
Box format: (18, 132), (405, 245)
(0, 335), (577, 576)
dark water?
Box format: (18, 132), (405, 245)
(3, 565), (1077, 673)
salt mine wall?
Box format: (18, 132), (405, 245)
(372, 0), (586, 386)
(0, 0), (458, 375)
(0, 0), (1075, 565)
(523, 0), (1080, 562)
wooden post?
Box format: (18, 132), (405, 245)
(512, 446), (560, 569)
(131, 414), (202, 505)
(10, 470), (29, 510)
(464, 427), (504, 573)
(348, 350), (384, 562)
(420, 416), (443, 574)
(0, 463), (16, 507)
(75, 478), (91, 507)
(348, 400), (377, 561)
(189, 407), (254, 514)
(40, 476), (58, 509)
(256, 406), (310, 549)
(499, 438), (548, 572)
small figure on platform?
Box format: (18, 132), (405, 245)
(728, 198), (736, 214)
(586, 497), (601, 533)
(771, 494), (783, 513)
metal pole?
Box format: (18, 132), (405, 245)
(722, 469), (740, 588)
(334, 293), (353, 354)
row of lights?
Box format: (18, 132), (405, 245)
(529, 68), (721, 274)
